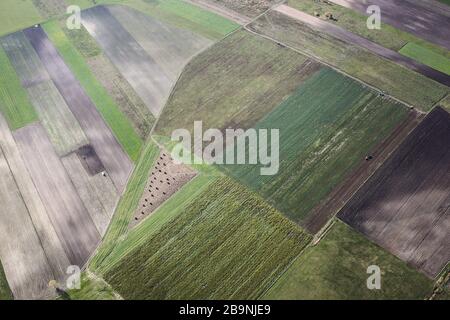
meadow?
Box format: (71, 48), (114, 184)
(42, 20), (143, 161)
(0, 0), (42, 37)
(0, 262), (12, 300)
(155, 30), (321, 136)
(264, 221), (434, 300)
(102, 177), (312, 299)
(220, 68), (409, 231)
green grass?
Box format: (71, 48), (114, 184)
(0, 0), (42, 37)
(264, 220), (434, 300)
(93, 172), (218, 274)
(60, 22), (102, 58)
(89, 142), (160, 271)
(0, 47), (38, 130)
(248, 11), (449, 110)
(59, 271), (121, 300)
(400, 42), (450, 75)
(42, 20), (143, 160)
(440, 94), (450, 111)
(437, 0), (450, 5)
(103, 177), (312, 299)
(0, 261), (12, 300)
(122, 0), (240, 40)
(288, 0), (450, 59)
(220, 68), (409, 228)
(155, 30), (321, 136)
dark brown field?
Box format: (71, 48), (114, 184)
(338, 107), (450, 278)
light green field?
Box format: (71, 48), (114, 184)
(155, 30), (321, 136)
(89, 142), (160, 271)
(440, 94), (450, 111)
(42, 20), (143, 161)
(102, 177), (312, 299)
(220, 68), (409, 230)
(288, 0), (450, 59)
(400, 43), (450, 75)
(265, 220), (434, 300)
(248, 11), (449, 110)
(0, 261), (12, 300)
(0, 47), (38, 130)
(0, 0), (42, 37)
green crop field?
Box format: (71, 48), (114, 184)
(155, 30), (321, 136)
(220, 68), (409, 230)
(43, 20), (143, 160)
(0, 261), (12, 300)
(122, 0), (240, 40)
(400, 43), (450, 75)
(0, 47), (38, 130)
(101, 177), (312, 299)
(264, 220), (434, 300)
(0, 0), (42, 37)
(288, 0), (450, 59)
(248, 11), (449, 110)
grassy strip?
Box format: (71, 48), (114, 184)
(288, 0), (450, 59)
(42, 20), (143, 161)
(89, 142), (159, 272)
(122, 0), (240, 40)
(265, 220), (434, 300)
(103, 177), (312, 299)
(220, 68), (409, 226)
(400, 42), (450, 75)
(0, 261), (12, 300)
(248, 11), (449, 110)
(0, 47), (38, 130)
(95, 173), (218, 275)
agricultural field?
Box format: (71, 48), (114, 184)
(220, 68), (410, 233)
(0, 45), (38, 130)
(191, 0), (279, 18)
(32, 0), (67, 18)
(0, 0), (41, 36)
(101, 178), (311, 299)
(265, 221), (434, 300)
(61, 272), (122, 300)
(247, 11), (449, 110)
(42, 20), (142, 162)
(155, 30), (321, 136)
(288, 0), (450, 58)
(400, 43), (450, 76)
(338, 107), (450, 278)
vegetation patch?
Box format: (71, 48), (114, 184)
(400, 42), (450, 75)
(0, 261), (12, 300)
(0, 0), (41, 37)
(59, 271), (121, 300)
(220, 68), (409, 230)
(264, 220), (434, 300)
(0, 46), (38, 130)
(103, 177), (311, 299)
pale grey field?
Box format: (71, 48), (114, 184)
(13, 124), (101, 267)
(62, 152), (119, 236)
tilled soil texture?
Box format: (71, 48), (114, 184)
(130, 151), (197, 228)
(23, 25), (133, 192)
(338, 107), (450, 278)
(330, 0), (450, 51)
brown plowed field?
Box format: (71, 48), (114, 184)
(338, 107), (450, 278)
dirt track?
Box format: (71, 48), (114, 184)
(329, 0), (450, 51)
(275, 5), (450, 87)
(338, 107), (450, 278)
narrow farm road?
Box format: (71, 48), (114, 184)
(274, 4), (450, 87)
